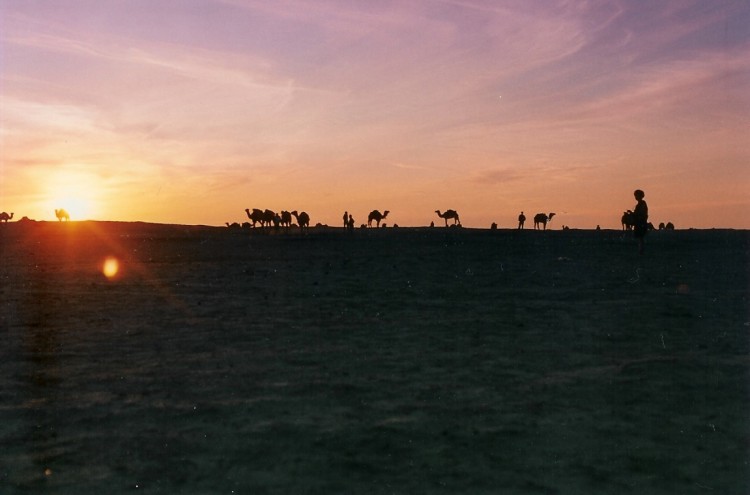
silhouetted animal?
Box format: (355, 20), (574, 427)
(245, 208), (264, 227)
(0, 212), (13, 223)
(533, 212), (555, 230)
(291, 211), (310, 230)
(621, 210), (635, 231)
(55, 209), (70, 222)
(368, 210), (389, 227)
(435, 209), (460, 226)
(263, 209), (276, 228)
(280, 211), (292, 229)
(225, 222), (241, 230)
(665, 222), (675, 230)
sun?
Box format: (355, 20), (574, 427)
(43, 171), (104, 220)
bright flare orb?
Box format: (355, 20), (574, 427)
(102, 257), (120, 279)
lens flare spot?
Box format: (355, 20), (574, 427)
(102, 257), (120, 279)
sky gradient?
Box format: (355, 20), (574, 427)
(2, 0), (749, 228)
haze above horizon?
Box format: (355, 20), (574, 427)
(1, 1), (749, 228)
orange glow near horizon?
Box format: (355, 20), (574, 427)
(33, 171), (105, 221)
(1, 2), (749, 229)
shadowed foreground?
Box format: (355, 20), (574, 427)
(1, 222), (748, 494)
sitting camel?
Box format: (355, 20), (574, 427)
(367, 210), (389, 227)
(0, 212), (13, 223)
(435, 209), (460, 226)
(55, 209), (70, 222)
(291, 211), (310, 230)
(533, 212), (555, 230)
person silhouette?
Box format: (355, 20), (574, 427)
(518, 211), (526, 229)
(347, 214), (355, 231)
(632, 189), (648, 254)
(343, 211), (348, 229)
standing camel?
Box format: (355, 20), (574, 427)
(55, 209), (70, 222)
(435, 209), (460, 226)
(245, 208), (265, 227)
(0, 212), (13, 223)
(280, 211), (293, 229)
(262, 209), (276, 229)
(533, 212), (555, 230)
(367, 210), (389, 227)
(291, 211), (310, 230)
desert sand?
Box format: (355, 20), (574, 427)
(0, 221), (748, 494)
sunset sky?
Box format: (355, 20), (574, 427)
(1, 0), (749, 228)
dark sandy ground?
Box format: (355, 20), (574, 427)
(0, 221), (748, 494)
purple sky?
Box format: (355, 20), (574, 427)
(2, 0), (749, 227)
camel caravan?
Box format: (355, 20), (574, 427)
(228, 208), (564, 233)
(233, 208), (311, 233)
(231, 206), (680, 233)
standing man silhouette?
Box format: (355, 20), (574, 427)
(343, 211), (349, 229)
(633, 189), (648, 254)
(518, 211), (526, 229)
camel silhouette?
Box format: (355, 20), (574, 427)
(280, 211), (293, 229)
(55, 209), (70, 222)
(621, 210), (635, 231)
(533, 212), (555, 230)
(367, 210), (389, 227)
(291, 211), (310, 230)
(245, 208), (265, 227)
(263, 209), (276, 228)
(435, 209), (460, 226)
(0, 212), (13, 223)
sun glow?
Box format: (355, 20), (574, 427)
(43, 171), (104, 220)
